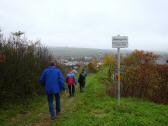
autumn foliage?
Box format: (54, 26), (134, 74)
(103, 54), (117, 80)
(103, 54), (116, 66)
(121, 50), (168, 104)
(87, 58), (98, 73)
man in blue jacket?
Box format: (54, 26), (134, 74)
(39, 61), (66, 120)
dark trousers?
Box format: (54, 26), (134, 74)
(68, 85), (75, 96)
(47, 93), (60, 118)
(79, 81), (85, 92)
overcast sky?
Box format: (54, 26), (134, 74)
(0, 0), (168, 51)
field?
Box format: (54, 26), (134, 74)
(0, 69), (168, 126)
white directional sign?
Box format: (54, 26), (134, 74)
(112, 36), (128, 48)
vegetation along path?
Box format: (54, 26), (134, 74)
(1, 70), (168, 126)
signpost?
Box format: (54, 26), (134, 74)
(112, 35), (128, 106)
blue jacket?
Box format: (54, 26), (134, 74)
(39, 66), (66, 94)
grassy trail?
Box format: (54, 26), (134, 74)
(1, 71), (168, 126)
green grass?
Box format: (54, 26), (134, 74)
(0, 96), (49, 126)
(1, 70), (168, 126)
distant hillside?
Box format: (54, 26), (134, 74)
(48, 47), (131, 57)
(48, 47), (168, 58)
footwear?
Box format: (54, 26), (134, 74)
(51, 116), (56, 120)
(56, 110), (61, 114)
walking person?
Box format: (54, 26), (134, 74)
(72, 69), (78, 85)
(78, 68), (87, 92)
(66, 68), (76, 97)
(39, 61), (66, 120)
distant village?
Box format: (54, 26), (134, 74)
(0, 50), (168, 68)
(52, 53), (168, 71)
(55, 55), (104, 70)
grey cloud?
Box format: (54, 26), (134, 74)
(0, 0), (168, 51)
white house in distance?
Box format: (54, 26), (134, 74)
(156, 56), (168, 65)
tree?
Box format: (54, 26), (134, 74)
(123, 50), (158, 66)
(87, 58), (98, 73)
(103, 54), (116, 80)
(103, 54), (116, 66)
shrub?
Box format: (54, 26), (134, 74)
(103, 54), (116, 80)
(0, 31), (51, 106)
(107, 50), (168, 104)
(120, 50), (168, 104)
(87, 58), (98, 73)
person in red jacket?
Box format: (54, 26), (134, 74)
(66, 69), (76, 97)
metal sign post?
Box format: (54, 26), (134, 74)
(112, 35), (128, 107)
(117, 48), (120, 106)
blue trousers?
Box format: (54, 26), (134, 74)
(47, 93), (60, 118)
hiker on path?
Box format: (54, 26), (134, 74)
(39, 61), (66, 120)
(72, 69), (78, 84)
(78, 68), (87, 92)
(66, 68), (76, 97)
